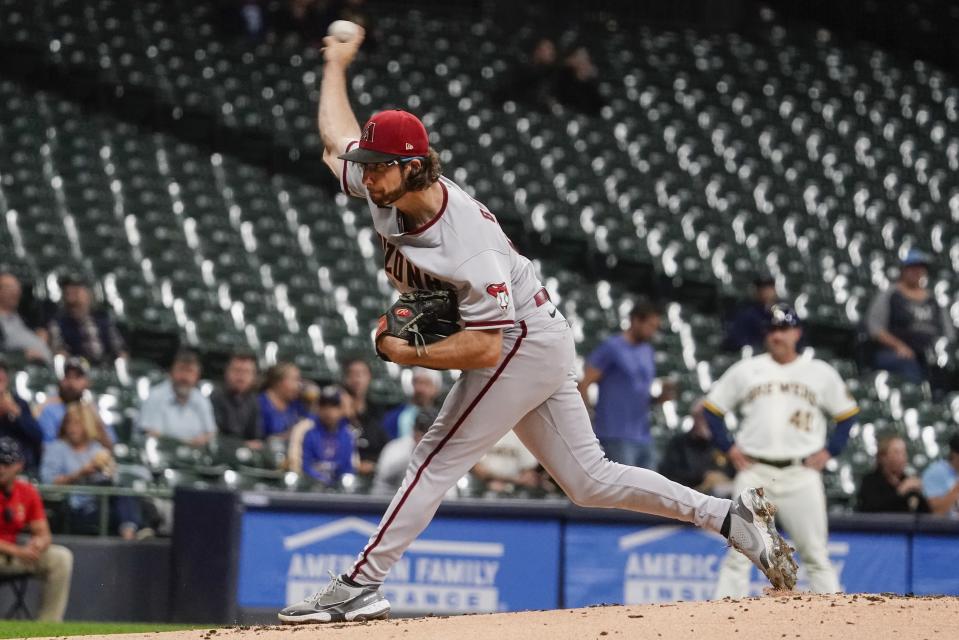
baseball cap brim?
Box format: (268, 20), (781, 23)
(338, 146), (403, 164)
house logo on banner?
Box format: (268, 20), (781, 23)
(282, 517), (504, 613)
(618, 526), (849, 603)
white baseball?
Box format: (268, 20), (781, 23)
(328, 20), (360, 43)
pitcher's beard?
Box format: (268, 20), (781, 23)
(369, 184), (407, 208)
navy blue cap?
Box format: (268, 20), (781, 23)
(901, 248), (931, 268)
(767, 303), (801, 329)
(317, 385), (342, 406)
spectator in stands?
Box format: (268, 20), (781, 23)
(36, 357), (115, 446)
(211, 352), (263, 447)
(658, 400), (735, 498)
(0, 271), (51, 364)
(866, 249), (954, 383)
(217, 0), (267, 40)
(382, 368), (442, 441)
(48, 274), (127, 365)
(288, 386), (356, 486)
(578, 299), (672, 469)
(921, 432), (959, 517)
(723, 273), (779, 352)
(857, 435), (930, 513)
(341, 358), (388, 474)
(0, 437), (73, 621)
(471, 430), (541, 495)
(137, 350), (216, 447)
(0, 356), (43, 472)
(372, 409), (434, 495)
(493, 38), (561, 112)
(40, 404), (144, 539)
(554, 46), (604, 115)
(259, 362), (308, 439)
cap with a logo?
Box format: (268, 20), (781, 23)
(317, 385), (342, 406)
(901, 248), (931, 268)
(63, 356), (90, 377)
(767, 303), (801, 330)
(339, 110), (429, 164)
(0, 437), (23, 465)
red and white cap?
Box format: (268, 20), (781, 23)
(339, 110), (429, 163)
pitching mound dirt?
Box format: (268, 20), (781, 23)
(47, 594), (957, 640)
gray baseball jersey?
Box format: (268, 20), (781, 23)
(338, 148), (733, 587)
(342, 141), (545, 330)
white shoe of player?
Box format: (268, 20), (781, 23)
(725, 487), (799, 591)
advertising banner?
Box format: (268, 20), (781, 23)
(237, 511), (561, 613)
(564, 523), (908, 606)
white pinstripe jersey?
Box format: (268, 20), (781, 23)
(341, 142), (545, 331)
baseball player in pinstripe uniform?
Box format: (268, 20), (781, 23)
(705, 303), (859, 597)
(278, 27), (797, 624)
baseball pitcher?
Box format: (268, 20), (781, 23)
(704, 304), (859, 597)
(278, 27), (798, 623)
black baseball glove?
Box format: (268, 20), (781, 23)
(374, 290), (461, 361)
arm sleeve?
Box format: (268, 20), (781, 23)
(820, 364), (860, 422)
(25, 485), (45, 523)
(453, 250), (516, 329)
(36, 406), (60, 442)
(338, 428), (356, 476)
(39, 444), (64, 484)
(827, 415), (858, 456)
(865, 290), (892, 337)
(13, 398), (43, 445)
(585, 339), (615, 374)
(703, 407), (735, 452)
(137, 390), (162, 433)
(340, 141), (367, 198)
(922, 464), (953, 498)
(703, 362), (743, 417)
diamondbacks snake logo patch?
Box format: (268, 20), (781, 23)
(486, 282), (510, 312)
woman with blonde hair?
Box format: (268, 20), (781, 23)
(40, 403), (143, 538)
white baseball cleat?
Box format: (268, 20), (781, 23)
(277, 572), (391, 624)
(725, 487), (798, 591)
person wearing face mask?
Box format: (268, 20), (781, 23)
(866, 249), (955, 384)
(136, 350), (216, 447)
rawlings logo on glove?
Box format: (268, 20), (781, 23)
(374, 290), (461, 361)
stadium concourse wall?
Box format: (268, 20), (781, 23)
(167, 488), (959, 624)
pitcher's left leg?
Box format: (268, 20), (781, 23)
(513, 375), (731, 532)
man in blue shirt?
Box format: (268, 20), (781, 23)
(137, 350), (216, 446)
(578, 300), (670, 469)
(921, 433), (959, 517)
(36, 357), (115, 446)
(288, 386), (356, 486)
